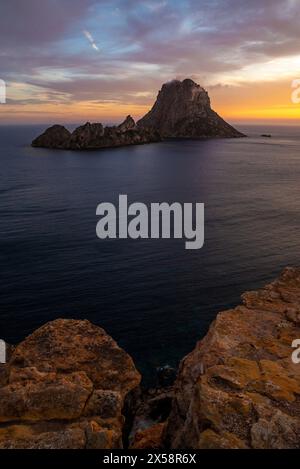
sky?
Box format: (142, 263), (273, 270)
(0, 0), (300, 125)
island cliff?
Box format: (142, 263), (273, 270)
(1, 268), (299, 449)
(31, 79), (244, 150)
(138, 78), (244, 138)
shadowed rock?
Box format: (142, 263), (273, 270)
(32, 125), (71, 149)
(118, 115), (136, 133)
(138, 78), (245, 138)
(32, 116), (161, 150)
(69, 122), (105, 150)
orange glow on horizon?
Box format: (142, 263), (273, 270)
(1, 79), (299, 125)
(210, 79), (300, 124)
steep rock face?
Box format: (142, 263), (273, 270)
(0, 319), (141, 449)
(138, 78), (244, 138)
(32, 125), (71, 149)
(165, 267), (300, 449)
(32, 116), (161, 150)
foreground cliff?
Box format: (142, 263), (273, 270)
(138, 78), (245, 138)
(165, 267), (300, 449)
(1, 268), (299, 449)
(0, 319), (140, 449)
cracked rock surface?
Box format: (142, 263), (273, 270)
(0, 319), (141, 449)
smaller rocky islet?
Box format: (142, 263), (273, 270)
(32, 115), (161, 150)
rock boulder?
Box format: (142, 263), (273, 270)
(0, 319), (141, 449)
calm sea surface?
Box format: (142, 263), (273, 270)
(1, 124), (299, 383)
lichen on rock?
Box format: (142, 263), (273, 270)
(1, 268), (300, 449)
(0, 319), (141, 449)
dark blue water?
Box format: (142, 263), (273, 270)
(1, 124), (300, 384)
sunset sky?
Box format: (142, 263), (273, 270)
(1, 0), (300, 125)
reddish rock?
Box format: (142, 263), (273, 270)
(0, 319), (141, 449)
(130, 423), (165, 449)
(165, 267), (300, 449)
(2, 269), (300, 449)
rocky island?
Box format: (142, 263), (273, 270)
(0, 267), (299, 449)
(31, 79), (245, 150)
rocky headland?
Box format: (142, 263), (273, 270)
(1, 267), (299, 449)
(31, 79), (245, 150)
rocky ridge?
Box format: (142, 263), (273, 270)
(32, 115), (161, 150)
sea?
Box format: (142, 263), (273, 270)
(0, 124), (299, 384)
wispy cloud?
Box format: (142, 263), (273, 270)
(1, 0), (300, 123)
(145, 1), (168, 12)
(83, 29), (99, 52)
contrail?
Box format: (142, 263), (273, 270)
(83, 30), (99, 51)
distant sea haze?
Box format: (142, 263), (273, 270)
(0, 124), (299, 384)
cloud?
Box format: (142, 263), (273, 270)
(0, 0), (97, 46)
(1, 0), (300, 121)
